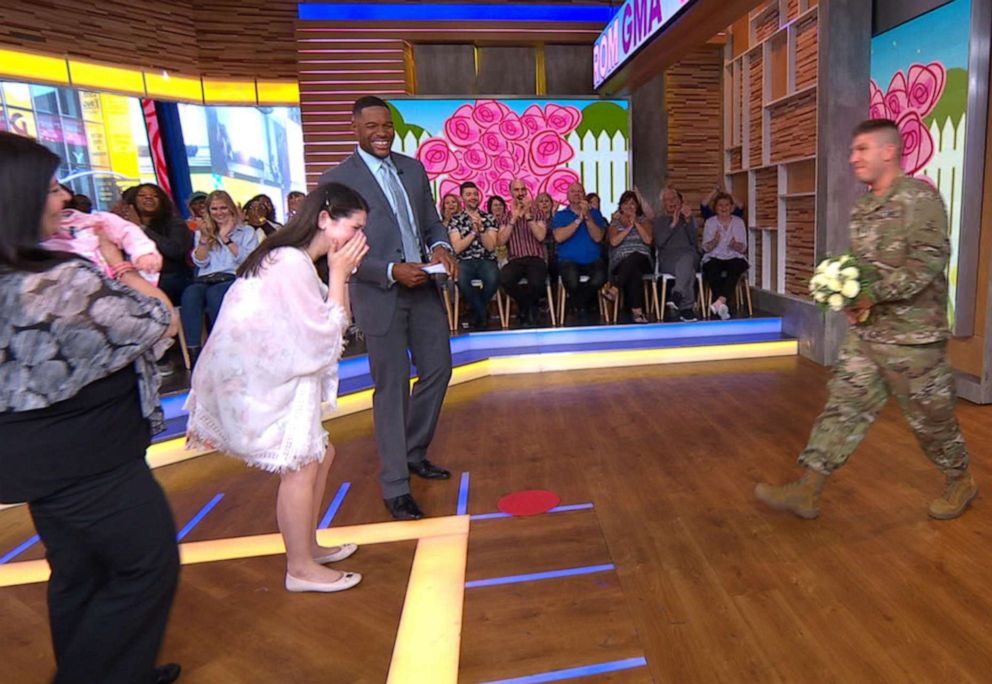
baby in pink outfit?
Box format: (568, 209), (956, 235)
(43, 209), (162, 283)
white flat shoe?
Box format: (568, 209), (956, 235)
(285, 571), (362, 593)
(313, 543), (358, 564)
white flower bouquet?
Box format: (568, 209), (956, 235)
(809, 254), (873, 314)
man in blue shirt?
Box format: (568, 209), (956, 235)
(552, 181), (607, 323)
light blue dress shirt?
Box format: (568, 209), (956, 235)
(354, 146), (451, 284)
(192, 224), (257, 277)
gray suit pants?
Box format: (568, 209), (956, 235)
(363, 285), (452, 498)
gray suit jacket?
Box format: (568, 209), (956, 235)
(319, 151), (449, 336)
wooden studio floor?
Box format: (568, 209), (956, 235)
(2, 355), (992, 683)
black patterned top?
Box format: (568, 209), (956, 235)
(448, 211), (499, 261)
(0, 258), (170, 432)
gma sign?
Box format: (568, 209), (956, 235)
(593, 0), (694, 88)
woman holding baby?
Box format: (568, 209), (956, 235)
(0, 132), (183, 684)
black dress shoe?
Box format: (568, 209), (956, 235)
(154, 663), (181, 684)
(384, 494), (424, 520)
(408, 459), (451, 480)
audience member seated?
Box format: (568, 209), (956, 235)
(654, 187), (701, 322)
(130, 183), (194, 307)
(448, 182), (500, 330)
(182, 189), (258, 365)
(285, 190), (305, 222)
(702, 192), (748, 320)
(607, 190), (653, 324)
(69, 193), (93, 213)
(244, 194), (282, 239)
(586, 192), (601, 212)
(487, 195), (507, 223)
(553, 181), (607, 324)
(700, 182), (745, 220)
(497, 178), (548, 327)
(535, 191), (559, 280)
(186, 191), (208, 232)
(440, 192), (461, 228)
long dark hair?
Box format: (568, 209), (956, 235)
(617, 190), (644, 217)
(129, 183), (178, 228)
(486, 195), (506, 215)
(245, 194), (276, 222)
(0, 132), (73, 272)
(238, 182), (368, 278)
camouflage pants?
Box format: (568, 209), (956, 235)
(798, 332), (969, 475)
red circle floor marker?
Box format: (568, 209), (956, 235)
(497, 490), (561, 517)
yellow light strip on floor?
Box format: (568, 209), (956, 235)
(488, 340), (798, 375)
(0, 515), (469, 587)
(68, 60), (145, 95)
(387, 533), (469, 684)
(0, 48), (69, 84)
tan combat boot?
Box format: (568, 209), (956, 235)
(928, 470), (978, 520)
(754, 469), (828, 519)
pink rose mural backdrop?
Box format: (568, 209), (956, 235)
(385, 98), (630, 213)
(869, 0), (972, 325)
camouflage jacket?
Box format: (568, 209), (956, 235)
(851, 175), (950, 345)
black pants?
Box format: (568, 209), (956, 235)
(157, 272), (191, 307)
(560, 259), (607, 312)
(29, 459), (179, 684)
(501, 257), (548, 312)
(703, 258), (749, 307)
(611, 252), (652, 311)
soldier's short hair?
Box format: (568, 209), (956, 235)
(852, 119), (903, 154)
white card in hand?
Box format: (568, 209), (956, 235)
(421, 263), (448, 275)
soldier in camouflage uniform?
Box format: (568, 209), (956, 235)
(755, 118), (977, 520)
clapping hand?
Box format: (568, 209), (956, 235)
(578, 200), (590, 220)
(327, 231), (369, 282)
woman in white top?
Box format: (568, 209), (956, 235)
(701, 192), (749, 320)
(185, 183), (369, 594)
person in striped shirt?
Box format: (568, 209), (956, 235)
(496, 179), (549, 327)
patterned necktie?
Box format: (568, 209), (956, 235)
(379, 162), (423, 262)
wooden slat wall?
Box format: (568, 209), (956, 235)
(794, 13), (818, 90)
(768, 89), (817, 163)
(193, 0), (298, 79)
(785, 196), (815, 296)
(754, 8), (780, 43)
(725, 3), (819, 293)
(665, 48), (724, 211)
(748, 52), (763, 168)
(0, 0), (198, 73)
(754, 167), (778, 227)
(295, 26), (408, 186)
(786, 0), (802, 21)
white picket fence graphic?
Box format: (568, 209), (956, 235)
(392, 129), (630, 213)
(918, 113), (965, 320)
(564, 130), (629, 215)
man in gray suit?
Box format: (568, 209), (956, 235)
(320, 96), (458, 520)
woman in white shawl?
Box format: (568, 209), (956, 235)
(186, 183), (369, 593)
